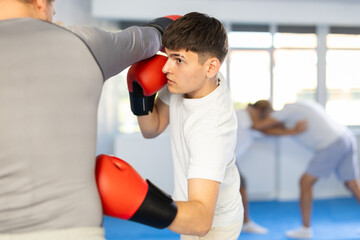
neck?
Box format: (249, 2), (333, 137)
(185, 76), (219, 99)
(0, 0), (37, 21)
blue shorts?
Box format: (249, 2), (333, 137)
(306, 130), (359, 181)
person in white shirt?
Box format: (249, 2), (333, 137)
(254, 100), (360, 239)
(235, 100), (306, 235)
(136, 12), (243, 239)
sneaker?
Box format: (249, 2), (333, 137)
(286, 226), (313, 239)
(242, 221), (268, 234)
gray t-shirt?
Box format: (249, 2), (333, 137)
(0, 18), (161, 233)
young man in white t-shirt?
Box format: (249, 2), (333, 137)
(135, 12), (243, 239)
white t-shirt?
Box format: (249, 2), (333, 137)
(271, 101), (345, 150)
(158, 78), (243, 228)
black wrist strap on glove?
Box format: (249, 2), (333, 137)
(144, 17), (175, 35)
(129, 82), (155, 116)
(130, 180), (178, 229)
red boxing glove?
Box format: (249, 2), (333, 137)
(95, 154), (177, 229)
(126, 15), (182, 116)
(127, 54), (168, 116)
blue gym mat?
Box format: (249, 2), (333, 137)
(103, 197), (360, 240)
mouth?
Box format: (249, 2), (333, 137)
(167, 78), (175, 85)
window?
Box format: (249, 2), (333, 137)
(272, 26), (318, 110)
(326, 27), (360, 125)
(228, 26), (272, 109)
(229, 49), (271, 109)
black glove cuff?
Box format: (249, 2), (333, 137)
(129, 81), (156, 116)
(130, 180), (178, 229)
(144, 17), (175, 35)
(129, 92), (156, 116)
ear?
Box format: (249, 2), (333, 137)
(206, 57), (221, 79)
(34, 0), (53, 21)
(34, 0), (48, 16)
(35, 0), (47, 10)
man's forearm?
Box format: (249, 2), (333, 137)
(262, 127), (298, 136)
(137, 110), (162, 138)
(168, 200), (214, 237)
(137, 98), (169, 138)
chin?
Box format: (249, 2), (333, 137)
(167, 85), (176, 94)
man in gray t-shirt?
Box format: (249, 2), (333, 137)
(0, 0), (168, 238)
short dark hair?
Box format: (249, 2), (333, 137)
(251, 100), (273, 119)
(162, 12), (228, 64)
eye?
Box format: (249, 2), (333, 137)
(176, 58), (183, 64)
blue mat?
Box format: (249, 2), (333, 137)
(104, 217), (179, 240)
(103, 197), (360, 240)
